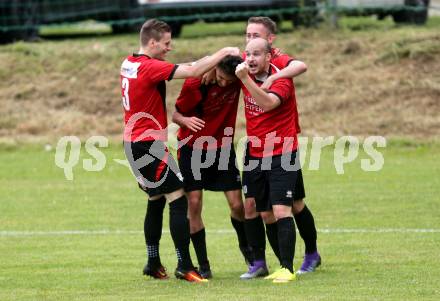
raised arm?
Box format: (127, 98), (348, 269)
(173, 47), (239, 79)
(235, 62), (281, 112)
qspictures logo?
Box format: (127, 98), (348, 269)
(54, 114), (386, 184)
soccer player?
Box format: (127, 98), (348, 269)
(241, 16), (321, 277)
(120, 18), (239, 282)
(171, 55), (249, 278)
(245, 17), (308, 90)
(235, 37), (303, 283)
(202, 18), (318, 278)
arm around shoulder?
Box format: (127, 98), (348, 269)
(173, 47), (240, 79)
(285, 60), (307, 77)
(261, 60), (307, 90)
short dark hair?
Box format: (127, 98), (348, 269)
(140, 19), (171, 46)
(247, 16), (277, 34)
(217, 55), (244, 77)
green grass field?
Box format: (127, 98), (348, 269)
(1, 141), (439, 300)
(2, 14), (440, 301)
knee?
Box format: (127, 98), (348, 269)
(187, 197), (202, 217)
(260, 211), (276, 224)
(244, 198), (257, 218)
(292, 199), (305, 214)
(229, 200), (244, 217)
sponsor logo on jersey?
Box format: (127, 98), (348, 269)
(120, 59), (141, 79)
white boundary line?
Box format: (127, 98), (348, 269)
(0, 228), (439, 237)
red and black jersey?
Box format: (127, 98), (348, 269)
(269, 48), (301, 134)
(241, 65), (299, 157)
(176, 78), (241, 150)
(243, 47), (300, 134)
(120, 54), (178, 142)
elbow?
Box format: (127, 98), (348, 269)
(259, 95), (281, 112)
(299, 62), (307, 74)
(303, 63), (308, 73)
(290, 60), (307, 76)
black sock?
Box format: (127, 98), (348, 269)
(244, 216), (266, 262)
(294, 205), (317, 254)
(277, 217), (296, 273)
(230, 217), (250, 259)
(190, 228), (209, 268)
(144, 196), (166, 267)
(265, 222), (280, 263)
(169, 195), (193, 270)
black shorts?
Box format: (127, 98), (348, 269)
(124, 140), (184, 197)
(242, 151), (306, 212)
(178, 144), (242, 192)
